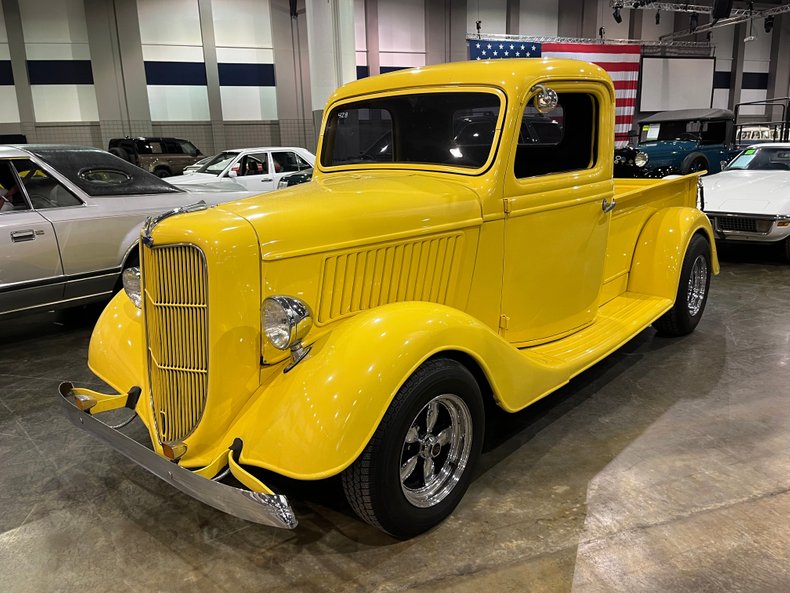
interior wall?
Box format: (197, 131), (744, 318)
(0, 0), (786, 149)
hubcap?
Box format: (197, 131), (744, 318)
(686, 254), (708, 316)
(399, 394), (473, 508)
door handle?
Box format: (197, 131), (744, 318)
(261, 178), (272, 182)
(602, 198), (616, 213)
(10, 229), (36, 242)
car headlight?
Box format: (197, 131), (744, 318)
(262, 296), (313, 365)
(122, 267), (142, 308)
(635, 151), (649, 167)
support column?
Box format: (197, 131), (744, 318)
(365, 0), (380, 76)
(728, 22), (746, 111)
(197, 0), (224, 154)
(766, 13), (790, 125)
(2, 0), (35, 141)
(304, 0), (356, 140)
(112, 0), (152, 136)
(506, 0), (519, 35)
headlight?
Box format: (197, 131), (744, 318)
(635, 151), (649, 167)
(262, 296), (313, 351)
(122, 267), (142, 308)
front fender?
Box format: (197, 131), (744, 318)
(629, 206), (719, 300)
(226, 302), (567, 480)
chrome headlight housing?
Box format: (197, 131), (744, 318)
(122, 267), (142, 309)
(634, 151), (649, 167)
(262, 295), (313, 357)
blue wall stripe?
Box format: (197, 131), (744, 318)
(217, 63), (275, 86)
(380, 66), (409, 74)
(356, 65), (369, 79)
(742, 72), (769, 90)
(0, 61), (13, 85)
(144, 61), (207, 86)
(27, 60), (93, 85)
(713, 71), (731, 89)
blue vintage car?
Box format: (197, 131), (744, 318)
(615, 108), (737, 178)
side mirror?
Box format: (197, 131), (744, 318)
(228, 170), (237, 178)
(530, 84), (559, 113)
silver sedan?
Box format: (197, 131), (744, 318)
(0, 145), (258, 317)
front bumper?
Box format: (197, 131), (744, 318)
(59, 382), (297, 529)
(707, 212), (790, 243)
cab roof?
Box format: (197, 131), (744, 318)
(327, 58), (613, 105)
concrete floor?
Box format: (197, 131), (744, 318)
(1, 243), (788, 593)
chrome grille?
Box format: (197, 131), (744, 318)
(143, 244), (208, 442)
(716, 216), (759, 233)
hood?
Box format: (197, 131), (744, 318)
(216, 172), (483, 260)
(637, 140), (699, 164)
(704, 170), (790, 215)
(171, 178), (252, 193)
(167, 172), (221, 185)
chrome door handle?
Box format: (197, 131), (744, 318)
(602, 198), (616, 213)
(261, 178), (272, 182)
(10, 229), (36, 242)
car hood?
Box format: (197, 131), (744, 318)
(167, 172), (223, 185)
(637, 140), (699, 161)
(172, 178), (252, 193)
(216, 172), (483, 259)
(704, 170), (790, 215)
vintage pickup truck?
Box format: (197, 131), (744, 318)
(61, 59), (718, 538)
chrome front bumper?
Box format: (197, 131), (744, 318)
(59, 382), (298, 529)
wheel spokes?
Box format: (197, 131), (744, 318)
(425, 401), (438, 434)
(435, 427), (452, 447)
(423, 457), (435, 483)
(405, 426), (420, 444)
(401, 454), (419, 482)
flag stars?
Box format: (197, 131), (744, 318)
(476, 43), (480, 48)
(526, 52), (531, 57)
(532, 45), (537, 50)
(520, 45), (525, 50)
(510, 44), (514, 49)
(499, 44), (503, 49)
(504, 51), (509, 56)
(482, 50), (487, 55)
(487, 43), (492, 49)
(515, 52), (520, 57)
(493, 51), (498, 56)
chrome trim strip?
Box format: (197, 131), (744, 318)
(59, 386), (297, 529)
(141, 201), (207, 246)
(706, 211), (788, 221)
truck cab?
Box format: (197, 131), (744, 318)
(61, 59), (718, 538)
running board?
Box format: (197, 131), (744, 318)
(525, 292), (673, 379)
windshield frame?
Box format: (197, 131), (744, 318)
(318, 85), (508, 176)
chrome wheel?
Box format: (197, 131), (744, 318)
(399, 393), (473, 508)
(686, 254), (708, 316)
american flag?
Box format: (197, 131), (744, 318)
(468, 39), (641, 147)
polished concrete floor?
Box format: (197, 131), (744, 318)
(1, 243), (788, 593)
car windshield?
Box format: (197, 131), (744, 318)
(321, 91), (502, 169)
(725, 147), (790, 171)
(197, 151), (240, 175)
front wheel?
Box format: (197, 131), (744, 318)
(653, 233), (712, 336)
(342, 358), (484, 538)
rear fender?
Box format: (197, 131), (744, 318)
(227, 302), (567, 480)
(629, 206), (719, 300)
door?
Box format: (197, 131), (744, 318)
(233, 152), (275, 191)
(501, 85), (613, 345)
(0, 160), (63, 314)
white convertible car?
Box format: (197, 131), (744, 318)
(704, 143), (790, 260)
(167, 146), (315, 192)
(0, 145), (258, 317)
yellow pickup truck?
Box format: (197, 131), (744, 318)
(61, 59), (717, 538)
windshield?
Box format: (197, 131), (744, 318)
(197, 151), (239, 175)
(725, 147), (790, 171)
(321, 91), (502, 169)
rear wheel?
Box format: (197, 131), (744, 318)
(153, 167), (171, 178)
(109, 147), (130, 161)
(342, 358), (484, 538)
(653, 233), (712, 336)
(682, 154), (708, 174)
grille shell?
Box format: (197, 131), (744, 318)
(143, 244), (209, 443)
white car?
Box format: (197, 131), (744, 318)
(168, 146), (315, 192)
(0, 145), (259, 317)
(704, 143), (790, 260)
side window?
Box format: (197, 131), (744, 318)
(514, 92), (598, 178)
(272, 151), (301, 173)
(162, 140), (182, 154)
(240, 154), (268, 176)
(179, 141), (198, 156)
(0, 160), (29, 212)
(11, 159), (82, 209)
